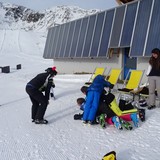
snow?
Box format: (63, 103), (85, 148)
(0, 30), (160, 160)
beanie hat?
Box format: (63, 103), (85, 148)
(52, 66), (56, 71)
(45, 66), (57, 75)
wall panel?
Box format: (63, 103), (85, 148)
(109, 6), (125, 47)
(120, 2), (138, 47)
(130, 0), (153, 57)
(145, 0), (160, 56)
(98, 9), (115, 57)
(64, 21), (76, 57)
(59, 23), (70, 58)
(90, 11), (105, 57)
(70, 19), (82, 58)
(82, 14), (96, 57)
(75, 17), (89, 57)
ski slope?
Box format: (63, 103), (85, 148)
(0, 30), (160, 160)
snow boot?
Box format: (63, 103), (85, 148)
(82, 120), (87, 125)
(35, 119), (48, 124)
(130, 113), (139, 127)
(119, 118), (133, 130)
(148, 105), (156, 110)
(138, 109), (145, 122)
(112, 116), (123, 130)
(99, 114), (106, 129)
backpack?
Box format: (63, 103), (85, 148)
(102, 151), (117, 160)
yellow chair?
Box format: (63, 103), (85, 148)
(85, 67), (106, 85)
(110, 98), (138, 116)
(107, 68), (122, 91)
(118, 69), (144, 100)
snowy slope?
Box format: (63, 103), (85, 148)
(0, 30), (160, 160)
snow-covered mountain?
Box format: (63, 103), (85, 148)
(0, 2), (100, 32)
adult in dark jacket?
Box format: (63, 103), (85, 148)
(26, 67), (57, 124)
(147, 48), (160, 109)
(82, 75), (113, 124)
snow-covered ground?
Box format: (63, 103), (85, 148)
(0, 30), (160, 160)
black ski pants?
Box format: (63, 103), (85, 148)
(26, 85), (48, 120)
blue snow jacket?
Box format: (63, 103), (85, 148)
(83, 75), (112, 121)
(88, 75), (111, 93)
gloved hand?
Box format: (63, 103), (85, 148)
(109, 83), (114, 89)
(50, 93), (54, 97)
(52, 84), (55, 88)
(74, 113), (83, 120)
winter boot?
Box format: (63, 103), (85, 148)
(148, 105), (156, 110)
(82, 120), (87, 124)
(130, 113), (139, 127)
(99, 114), (106, 129)
(112, 116), (123, 130)
(138, 109), (145, 122)
(119, 118), (133, 130)
(35, 119), (48, 124)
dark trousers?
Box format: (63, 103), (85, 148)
(26, 86), (48, 120)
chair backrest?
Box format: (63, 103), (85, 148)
(107, 68), (122, 85)
(125, 70), (144, 89)
(88, 67), (105, 82)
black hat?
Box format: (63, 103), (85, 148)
(45, 66), (57, 76)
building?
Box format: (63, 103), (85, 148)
(43, 0), (160, 82)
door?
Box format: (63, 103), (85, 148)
(123, 48), (137, 79)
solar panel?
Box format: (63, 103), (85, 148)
(120, 2), (138, 47)
(44, 0), (156, 59)
(49, 27), (57, 58)
(63, 21), (76, 58)
(109, 5), (125, 48)
(145, 0), (160, 56)
(43, 28), (52, 58)
(69, 19), (82, 58)
(75, 17), (89, 57)
(130, 0), (153, 57)
(56, 25), (65, 57)
(82, 14), (97, 57)
(89, 11), (105, 58)
(59, 23), (70, 58)
(52, 26), (61, 58)
(98, 9), (115, 57)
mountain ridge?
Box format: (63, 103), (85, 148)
(0, 2), (100, 32)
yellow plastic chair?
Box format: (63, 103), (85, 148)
(118, 69), (144, 100)
(107, 68), (122, 91)
(85, 67), (106, 85)
(110, 98), (138, 116)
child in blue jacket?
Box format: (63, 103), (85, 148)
(82, 75), (113, 124)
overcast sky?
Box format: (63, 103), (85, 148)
(0, 0), (118, 11)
